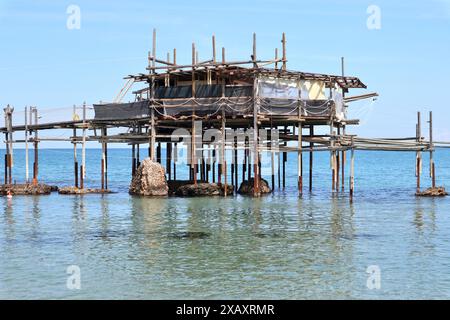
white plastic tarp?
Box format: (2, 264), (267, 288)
(257, 76), (299, 99)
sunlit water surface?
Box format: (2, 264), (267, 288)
(1, 149), (450, 299)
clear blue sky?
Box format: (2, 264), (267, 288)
(1, 0), (449, 146)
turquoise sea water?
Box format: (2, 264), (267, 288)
(1, 148), (450, 299)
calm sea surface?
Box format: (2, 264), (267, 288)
(1, 148), (450, 299)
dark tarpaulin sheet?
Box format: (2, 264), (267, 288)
(155, 85), (253, 99)
(93, 101), (151, 120)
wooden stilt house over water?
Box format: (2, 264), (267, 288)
(1, 30), (446, 198)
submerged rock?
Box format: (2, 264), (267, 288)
(416, 186), (448, 197)
(168, 180), (206, 195)
(58, 187), (112, 194)
(0, 183), (57, 195)
(238, 178), (271, 195)
(129, 158), (168, 196)
(175, 182), (233, 197)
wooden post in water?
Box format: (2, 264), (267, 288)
(221, 106), (227, 196)
(173, 142), (177, 181)
(429, 111), (435, 188)
(132, 143), (137, 176)
(309, 125), (314, 192)
(4, 105), (14, 185)
(350, 136), (355, 201)
(253, 77), (260, 196)
(191, 42), (197, 185)
(167, 142), (172, 181)
(79, 102), (87, 189)
(73, 105), (78, 188)
(416, 112), (421, 193)
(101, 126), (105, 190)
(271, 128), (275, 191)
(282, 126), (287, 189)
(298, 123), (303, 195)
(24, 106), (29, 183)
(32, 106), (39, 186)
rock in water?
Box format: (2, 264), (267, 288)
(238, 178), (271, 195)
(416, 186), (448, 197)
(175, 183), (233, 196)
(129, 158), (168, 196)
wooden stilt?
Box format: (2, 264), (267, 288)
(132, 144), (136, 176)
(298, 123), (303, 195)
(429, 111), (435, 188)
(101, 126), (106, 190)
(282, 126), (287, 189)
(309, 125), (314, 192)
(350, 137), (355, 201)
(416, 112), (421, 193)
(81, 102), (86, 189)
(253, 78), (260, 196)
(173, 142), (177, 181)
(33, 107), (39, 186)
(212, 147), (216, 183)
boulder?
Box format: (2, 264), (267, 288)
(238, 178), (271, 195)
(175, 183), (233, 197)
(168, 180), (206, 195)
(416, 186), (448, 197)
(58, 187), (112, 195)
(129, 158), (168, 196)
(0, 183), (57, 195)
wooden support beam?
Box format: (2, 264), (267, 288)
(416, 112), (421, 193)
(309, 126), (314, 192)
(281, 32), (287, 71)
(81, 102), (86, 188)
(33, 107), (39, 186)
(253, 77), (260, 196)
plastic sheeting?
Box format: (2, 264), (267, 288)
(93, 101), (150, 120)
(258, 76), (299, 99)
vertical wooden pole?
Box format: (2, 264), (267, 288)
(341, 58), (346, 192)
(282, 126), (287, 189)
(157, 142), (161, 163)
(298, 123), (303, 195)
(274, 48), (278, 70)
(416, 112), (421, 193)
(429, 111), (435, 188)
(167, 142), (172, 181)
(221, 107), (227, 196)
(73, 112), (78, 188)
(253, 77), (260, 196)
(81, 102), (86, 188)
(101, 126), (105, 190)
(173, 142), (177, 181)
(25, 106), (29, 183)
(132, 144), (136, 176)
(341, 126), (346, 191)
(252, 33), (257, 68)
(271, 129), (275, 191)
(212, 34), (216, 63)
(33, 107), (38, 186)
(212, 146), (216, 183)
(336, 127), (340, 191)
(350, 137), (355, 201)
(104, 127), (108, 190)
(191, 42), (197, 185)
(309, 125), (314, 192)
(281, 32), (287, 71)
